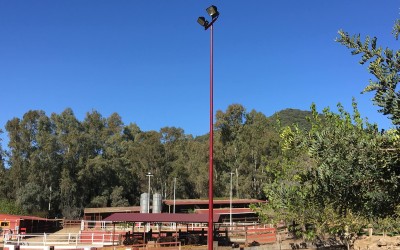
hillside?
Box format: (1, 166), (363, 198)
(269, 108), (313, 131)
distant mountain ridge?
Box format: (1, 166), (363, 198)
(270, 108), (313, 131)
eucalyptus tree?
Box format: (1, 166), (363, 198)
(51, 108), (85, 218)
(159, 127), (182, 197)
(215, 104), (247, 197)
(159, 127), (196, 199)
(125, 130), (165, 204)
(238, 110), (279, 199)
(0, 129), (9, 199)
(5, 110), (57, 213)
(104, 114), (132, 204)
(215, 104), (279, 199)
(78, 110), (109, 206)
(6, 113), (34, 198)
(182, 136), (209, 198)
(110, 186), (129, 207)
(120, 123), (142, 204)
(82, 112), (133, 207)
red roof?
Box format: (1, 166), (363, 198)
(195, 208), (254, 215)
(84, 206), (141, 214)
(0, 214), (49, 221)
(104, 213), (221, 223)
(163, 199), (266, 206)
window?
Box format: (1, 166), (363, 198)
(1, 221), (10, 227)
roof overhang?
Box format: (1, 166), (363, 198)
(163, 199), (266, 206)
(84, 206), (141, 214)
(195, 208), (254, 215)
(104, 213), (220, 223)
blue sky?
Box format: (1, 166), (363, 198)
(0, 1), (398, 148)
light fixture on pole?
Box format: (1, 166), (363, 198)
(197, 17), (209, 28)
(197, 5), (220, 250)
(197, 5), (219, 30)
(146, 172), (153, 213)
(206, 5), (219, 19)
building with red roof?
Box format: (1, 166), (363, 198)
(0, 213), (61, 237)
(84, 199), (265, 223)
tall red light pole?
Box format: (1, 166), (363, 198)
(208, 22), (214, 250)
(197, 5), (219, 250)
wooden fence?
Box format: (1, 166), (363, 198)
(218, 224), (277, 245)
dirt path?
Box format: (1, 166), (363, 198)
(23, 226), (81, 243)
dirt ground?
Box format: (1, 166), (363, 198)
(353, 235), (400, 250)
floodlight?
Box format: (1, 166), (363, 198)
(206, 5), (219, 19)
(197, 17), (208, 27)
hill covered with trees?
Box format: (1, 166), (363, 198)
(270, 108), (313, 131)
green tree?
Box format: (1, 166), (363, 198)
(59, 168), (80, 218)
(336, 21), (400, 128)
(125, 130), (165, 203)
(110, 186), (129, 207)
(0, 199), (25, 215)
(1, 105), (325, 217)
(119, 123), (142, 204)
(237, 110), (279, 199)
(215, 104), (279, 199)
(258, 101), (399, 241)
(78, 110), (108, 206)
(16, 182), (43, 213)
(89, 190), (109, 208)
(5, 110), (56, 211)
(52, 109), (85, 218)
(104, 114), (132, 204)
(31, 113), (62, 213)
(160, 127), (194, 199)
(0, 129), (10, 199)
(215, 104), (247, 198)
(181, 136), (209, 198)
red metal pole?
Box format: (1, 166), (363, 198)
(208, 23), (214, 250)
